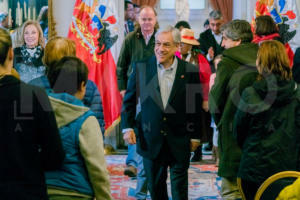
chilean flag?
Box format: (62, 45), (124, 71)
(68, 0), (122, 134)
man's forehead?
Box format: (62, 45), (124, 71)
(156, 32), (173, 42)
(140, 8), (156, 17)
(209, 18), (223, 24)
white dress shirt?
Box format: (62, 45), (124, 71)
(206, 31), (222, 62)
(142, 31), (154, 45)
(157, 57), (178, 108)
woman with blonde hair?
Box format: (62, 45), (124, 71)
(29, 36), (106, 134)
(234, 40), (300, 199)
(14, 20), (45, 83)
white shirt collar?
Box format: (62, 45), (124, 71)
(157, 56), (178, 71)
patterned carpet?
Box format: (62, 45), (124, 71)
(106, 155), (222, 200)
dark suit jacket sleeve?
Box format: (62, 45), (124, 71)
(198, 31), (211, 56)
(34, 88), (65, 170)
(121, 62), (138, 130)
(117, 35), (131, 90)
(293, 48), (300, 83)
(187, 63), (203, 140)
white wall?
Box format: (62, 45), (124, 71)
(233, 0), (256, 22)
(155, 1), (211, 38)
(156, 0), (257, 38)
(52, 0), (76, 37)
(0, 0), (8, 13)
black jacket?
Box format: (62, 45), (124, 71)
(198, 29), (223, 72)
(234, 75), (300, 184)
(0, 75), (65, 200)
(209, 43), (258, 178)
(121, 57), (202, 162)
(293, 47), (300, 83)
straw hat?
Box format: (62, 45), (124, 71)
(180, 28), (200, 46)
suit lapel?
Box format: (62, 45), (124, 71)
(146, 57), (164, 109)
(166, 59), (186, 106)
(208, 30), (218, 49)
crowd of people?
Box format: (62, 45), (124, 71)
(1, 1), (300, 200)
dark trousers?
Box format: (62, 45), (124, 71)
(240, 179), (259, 200)
(143, 141), (190, 200)
(241, 178), (295, 200)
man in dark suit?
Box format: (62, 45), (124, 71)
(198, 10), (224, 73)
(197, 10), (224, 153)
(121, 26), (202, 200)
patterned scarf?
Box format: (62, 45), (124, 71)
(20, 45), (43, 65)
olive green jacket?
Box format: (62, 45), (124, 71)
(117, 28), (156, 90)
(209, 43), (259, 178)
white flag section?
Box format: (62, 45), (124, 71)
(292, 0), (300, 51)
(175, 0), (190, 22)
(255, 0), (300, 51)
(274, 0), (300, 51)
(97, 0), (124, 61)
(51, 0), (124, 61)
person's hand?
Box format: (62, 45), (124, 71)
(120, 90), (126, 98)
(208, 47), (215, 60)
(123, 130), (136, 144)
(202, 100), (209, 112)
(190, 140), (201, 152)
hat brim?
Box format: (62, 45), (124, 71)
(181, 38), (200, 46)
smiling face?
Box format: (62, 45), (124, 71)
(155, 32), (178, 67)
(138, 7), (156, 35)
(24, 24), (39, 48)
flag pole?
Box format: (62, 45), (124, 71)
(48, 0), (57, 38)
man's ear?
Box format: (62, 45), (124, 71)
(236, 39), (242, 46)
(79, 81), (86, 91)
(7, 48), (14, 61)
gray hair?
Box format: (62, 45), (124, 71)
(155, 25), (181, 44)
(209, 10), (222, 20)
(221, 19), (253, 43)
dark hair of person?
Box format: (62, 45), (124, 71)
(221, 19), (253, 43)
(37, 6), (48, 22)
(125, 0), (133, 10)
(47, 56), (88, 95)
(255, 15), (278, 36)
(0, 28), (12, 65)
(203, 19), (209, 27)
(133, 3), (140, 8)
(257, 40), (291, 80)
(175, 21), (191, 30)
